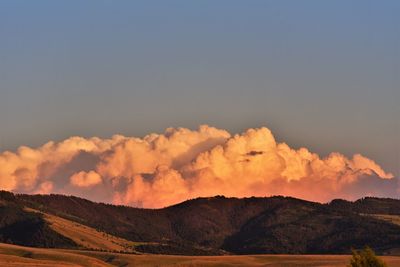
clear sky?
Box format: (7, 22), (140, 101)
(1, 0), (399, 176)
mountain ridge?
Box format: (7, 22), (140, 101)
(1, 191), (400, 255)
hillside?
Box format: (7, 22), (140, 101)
(1, 191), (400, 255)
(0, 191), (77, 249)
(24, 208), (139, 253)
(0, 191), (146, 253)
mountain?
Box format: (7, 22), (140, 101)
(1, 190), (400, 255)
(0, 191), (76, 248)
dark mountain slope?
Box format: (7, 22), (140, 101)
(163, 196), (319, 249)
(330, 197), (400, 215)
(7, 192), (400, 255)
(223, 204), (400, 254)
(18, 193), (171, 242)
(18, 194), (320, 251)
(0, 191), (76, 248)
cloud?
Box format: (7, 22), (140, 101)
(70, 171), (102, 188)
(0, 125), (396, 208)
(33, 181), (53, 194)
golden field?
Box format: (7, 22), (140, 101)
(1, 243), (400, 267)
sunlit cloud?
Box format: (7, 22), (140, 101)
(0, 125), (396, 208)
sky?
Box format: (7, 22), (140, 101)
(0, 1), (399, 202)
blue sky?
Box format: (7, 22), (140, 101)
(0, 0), (399, 176)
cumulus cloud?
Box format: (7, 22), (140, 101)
(70, 171), (102, 188)
(0, 125), (396, 208)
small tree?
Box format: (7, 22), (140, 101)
(348, 247), (387, 267)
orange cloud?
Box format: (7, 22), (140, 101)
(70, 171), (102, 188)
(0, 125), (396, 207)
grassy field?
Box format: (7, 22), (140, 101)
(1, 243), (400, 267)
(368, 214), (400, 226)
(25, 208), (144, 253)
(0, 243), (107, 267)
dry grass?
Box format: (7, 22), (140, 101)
(366, 214), (400, 226)
(1, 243), (400, 267)
(0, 243), (109, 266)
(85, 253), (400, 267)
(25, 207), (138, 252)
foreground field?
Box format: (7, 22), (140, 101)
(1, 243), (400, 267)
